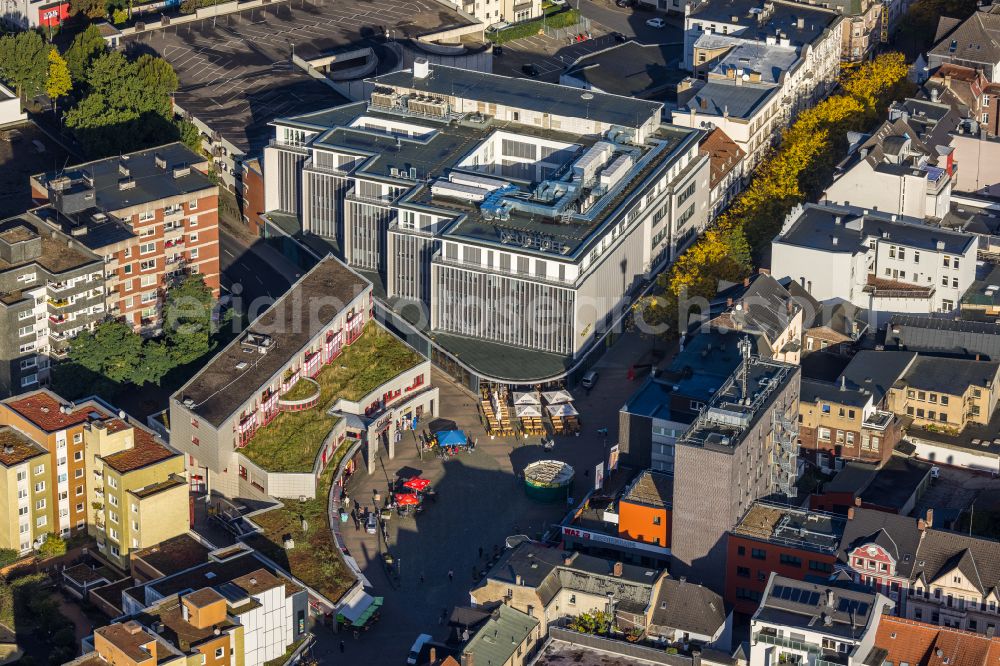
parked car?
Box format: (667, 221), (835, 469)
(487, 20), (510, 31)
(611, 31), (627, 42)
(365, 513), (377, 534)
(522, 63), (540, 77)
(615, 0), (634, 6)
(407, 635), (433, 665)
(581, 370), (599, 390)
(646, 17), (666, 27)
(492, 45), (503, 56)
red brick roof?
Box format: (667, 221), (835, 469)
(700, 127), (745, 190)
(6, 392), (107, 432)
(876, 616), (1000, 666)
(102, 428), (177, 474)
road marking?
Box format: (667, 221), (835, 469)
(224, 249), (236, 258)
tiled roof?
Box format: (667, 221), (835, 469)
(700, 128), (745, 190)
(102, 428), (178, 474)
(0, 426), (47, 467)
(650, 578), (725, 637)
(5, 391), (107, 432)
(873, 616), (1000, 666)
(133, 534), (211, 578)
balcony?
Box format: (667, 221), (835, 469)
(268, 138), (309, 154)
(164, 239), (185, 249)
(49, 315), (67, 325)
(47, 281), (73, 293)
(863, 410), (894, 431)
(863, 275), (935, 299)
(753, 632), (820, 654)
(47, 297), (71, 308)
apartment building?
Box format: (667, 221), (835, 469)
(0, 389), (186, 562)
(87, 419), (188, 569)
(771, 203), (978, 315)
(0, 426), (54, 554)
(885, 356), (1000, 433)
(825, 99), (958, 220)
(798, 376), (901, 468)
(0, 83), (26, 126)
(471, 542), (728, 645)
(929, 7), (1000, 84)
(670, 349), (800, 587)
(69, 546), (309, 666)
(809, 456), (933, 516)
(700, 128), (746, 221)
(710, 273), (805, 365)
(0, 213), (104, 395)
(443, 0), (540, 24)
(170, 256), (436, 496)
(265, 62), (710, 382)
(749, 574), (893, 666)
(672, 0), (842, 170)
(726, 503), (845, 615)
(117, 544), (309, 666)
(31, 143), (220, 334)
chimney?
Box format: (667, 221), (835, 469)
(854, 496), (862, 507)
(515, 574), (523, 585)
(464, 653), (475, 666)
(613, 561), (623, 577)
(925, 508), (934, 528)
(976, 353), (981, 361)
(847, 507), (855, 520)
(840, 376), (847, 391)
(826, 589), (835, 607)
(430, 647), (437, 663)
(918, 518), (926, 531)
(758, 267), (771, 276)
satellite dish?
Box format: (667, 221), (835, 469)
(581, 92), (594, 100)
(742, 73), (750, 81)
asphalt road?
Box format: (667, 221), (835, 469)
(219, 228), (295, 310)
(575, 0), (684, 42)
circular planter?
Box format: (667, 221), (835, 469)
(278, 377), (321, 411)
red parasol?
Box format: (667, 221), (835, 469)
(395, 493), (420, 506)
(402, 478), (431, 492)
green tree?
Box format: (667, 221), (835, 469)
(132, 340), (174, 385)
(163, 274), (215, 364)
(0, 549), (19, 567)
(177, 118), (203, 153)
(69, 0), (107, 19)
(0, 31), (50, 101)
(112, 7), (128, 23)
(68, 320), (143, 384)
(64, 25), (105, 84)
(45, 48), (72, 113)
(36, 534), (66, 559)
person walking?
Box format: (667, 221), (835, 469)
(478, 546), (483, 559)
(339, 640), (345, 653)
(447, 569), (454, 582)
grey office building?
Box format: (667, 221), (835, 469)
(264, 62), (711, 384)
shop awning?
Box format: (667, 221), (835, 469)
(336, 591), (384, 626)
(541, 389), (573, 405)
(395, 493), (420, 506)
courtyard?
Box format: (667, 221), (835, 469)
(310, 328), (650, 663)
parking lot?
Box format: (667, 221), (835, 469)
(126, 0), (477, 154)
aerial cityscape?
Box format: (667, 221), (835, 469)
(1, 0), (1000, 664)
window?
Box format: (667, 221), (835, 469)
(109, 494), (118, 507)
(139, 242), (156, 255)
(16, 471), (25, 482)
(737, 566), (751, 578)
(107, 476), (117, 489)
(140, 275), (156, 288)
(738, 546), (746, 556)
(752, 548), (766, 560)
(914, 251), (920, 263)
(189, 199), (198, 210)
(139, 259), (156, 271)
(653, 516), (661, 525)
(899, 248), (905, 261)
(954, 258), (960, 269)
(75, 469), (84, 478)
(780, 554), (802, 567)
(20, 374), (37, 388)
(35, 499), (45, 510)
(189, 248), (199, 260)
(34, 464), (44, 476)
(36, 516), (46, 528)
(215, 648), (224, 659)
(189, 233), (198, 243)
(941, 396), (949, 406)
(944, 256), (950, 268)
(818, 427), (831, 441)
(138, 211), (155, 222)
(810, 560), (833, 573)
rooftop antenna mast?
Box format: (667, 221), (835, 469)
(738, 335), (753, 402)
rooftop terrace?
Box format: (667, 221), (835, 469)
(175, 255), (372, 427)
(733, 502), (845, 553)
(239, 320), (421, 473)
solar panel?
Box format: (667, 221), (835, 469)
(837, 599), (869, 615)
(807, 592), (820, 606)
(790, 588), (803, 603)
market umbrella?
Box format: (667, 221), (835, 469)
(515, 404), (542, 418)
(512, 391), (541, 405)
(546, 403), (579, 417)
(395, 493), (420, 506)
(541, 389), (573, 405)
(403, 478), (431, 492)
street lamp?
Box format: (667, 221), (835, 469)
(597, 427), (609, 479)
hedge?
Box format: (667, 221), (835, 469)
(490, 8), (581, 44)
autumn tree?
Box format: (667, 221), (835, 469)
(45, 48), (72, 113)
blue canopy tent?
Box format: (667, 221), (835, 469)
(436, 429), (469, 447)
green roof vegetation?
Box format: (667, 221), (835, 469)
(239, 322), (423, 473)
(247, 449), (357, 604)
(281, 378), (319, 402)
